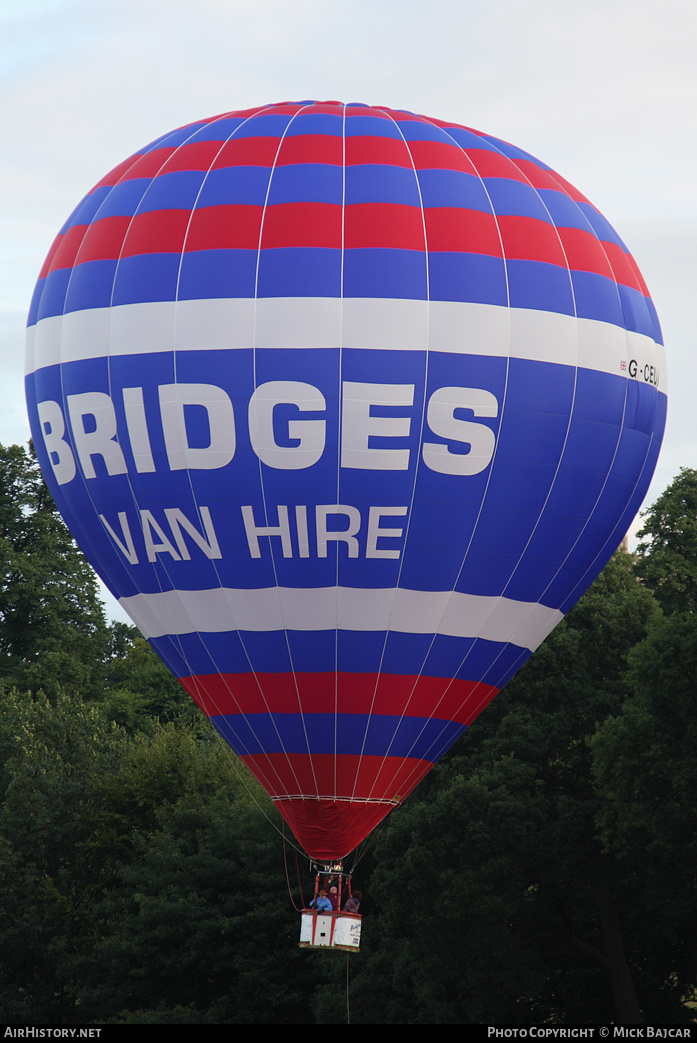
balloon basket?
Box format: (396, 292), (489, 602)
(299, 861), (362, 951)
(299, 910), (362, 952)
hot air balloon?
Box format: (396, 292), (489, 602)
(25, 101), (666, 874)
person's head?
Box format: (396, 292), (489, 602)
(353, 891), (362, 900)
(330, 886), (337, 894)
(319, 890), (327, 897)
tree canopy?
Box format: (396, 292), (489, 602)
(0, 445), (108, 697)
(635, 467), (697, 614)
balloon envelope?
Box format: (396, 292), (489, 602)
(25, 101), (666, 859)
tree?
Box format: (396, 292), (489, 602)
(100, 621), (200, 731)
(634, 467), (697, 615)
(591, 611), (697, 1020)
(0, 444), (108, 696)
(591, 471), (697, 1017)
(0, 688), (128, 1022)
(0, 686), (320, 1024)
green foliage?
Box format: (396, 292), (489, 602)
(0, 688), (318, 1023)
(74, 725), (310, 1023)
(0, 445), (108, 697)
(0, 447), (696, 1025)
(0, 689), (128, 1021)
(591, 611), (697, 1016)
(635, 467), (697, 614)
(100, 621), (202, 731)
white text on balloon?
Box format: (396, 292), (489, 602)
(37, 380), (500, 485)
(97, 502), (409, 565)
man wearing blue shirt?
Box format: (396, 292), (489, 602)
(310, 889), (333, 912)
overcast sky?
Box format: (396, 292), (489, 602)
(1, 0), (694, 614)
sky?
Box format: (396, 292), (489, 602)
(1, 0), (695, 618)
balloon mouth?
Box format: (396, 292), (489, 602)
(272, 795), (400, 861)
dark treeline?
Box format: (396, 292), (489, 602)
(0, 443), (695, 1025)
